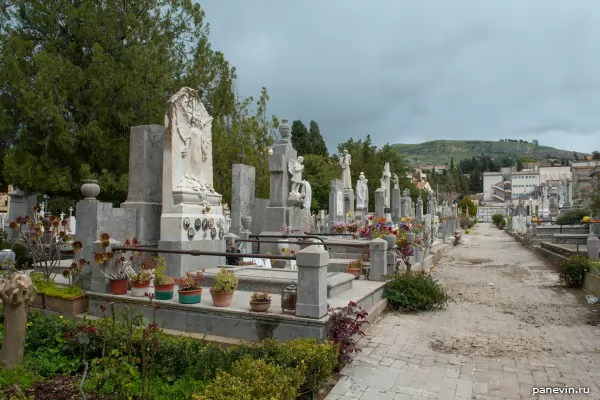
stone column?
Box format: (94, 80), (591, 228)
(384, 235), (396, 275)
(416, 196), (424, 220)
(400, 195), (407, 219)
(441, 221), (447, 243)
(375, 189), (385, 218)
(392, 188), (401, 223)
(295, 245), (329, 319)
(369, 238), (388, 281)
(588, 234), (600, 260)
(121, 125), (164, 245)
(230, 164), (256, 235)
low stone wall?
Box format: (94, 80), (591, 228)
(584, 272), (600, 293)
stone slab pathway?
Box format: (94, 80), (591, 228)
(326, 223), (600, 400)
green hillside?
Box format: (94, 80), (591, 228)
(392, 140), (587, 166)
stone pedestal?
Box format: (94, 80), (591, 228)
(588, 234), (600, 260)
(375, 189), (385, 218)
(230, 164), (256, 235)
(384, 235), (397, 275)
(342, 188), (355, 219)
(328, 180), (344, 232)
(295, 245), (329, 319)
(121, 125), (164, 245)
(369, 238), (388, 281)
(259, 134), (298, 252)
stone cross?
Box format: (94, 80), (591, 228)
(60, 212), (65, 221)
(68, 206), (74, 218)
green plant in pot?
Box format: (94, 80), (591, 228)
(249, 291), (271, 312)
(347, 259), (362, 279)
(175, 270), (204, 304)
(153, 257), (175, 300)
(93, 233), (139, 295)
(210, 268), (238, 307)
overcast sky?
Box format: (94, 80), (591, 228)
(200, 0), (600, 154)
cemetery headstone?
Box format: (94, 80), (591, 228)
(230, 164), (256, 235)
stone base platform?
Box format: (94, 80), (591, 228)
(202, 267), (355, 299)
(85, 279), (386, 342)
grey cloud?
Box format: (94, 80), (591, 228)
(200, 0), (600, 153)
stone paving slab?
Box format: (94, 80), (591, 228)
(326, 223), (600, 400)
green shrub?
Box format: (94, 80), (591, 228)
(560, 255), (589, 287)
(492, 214), (504, 225)
(498, 220), (506, 230)
(556, 209), (590, 225)
(0, 365), (39, 391)
(385, 271), (450, 312)
(192, 357), (305, 400)
(468, 219), (476, 228)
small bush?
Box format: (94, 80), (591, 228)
(385, 271), (450, 312)
(192, 357), (305, 400)
(560, 255), (589, 287)
(492, 214), (504, 225)
(556, 209), (590, 225)
(498, 220), (506, 230)
(468, 219), (476, 228)
(328, 301), (369, 365)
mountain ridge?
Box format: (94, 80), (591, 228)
(392, 140), (588, 166)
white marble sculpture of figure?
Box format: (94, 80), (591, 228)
(339, 149), (352, 189)
(288, 156), (305, 196)
(356, 172), (368, 209)
(167, 87), (216, 194)
(393, 174), (399, 189)
(302, 180), (312, 209)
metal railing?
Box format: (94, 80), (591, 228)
(111, 246), (296, 260)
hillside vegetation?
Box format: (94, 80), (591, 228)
(392, 140), (587, 166)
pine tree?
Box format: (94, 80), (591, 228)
(308, 121), (328, 157)
(291, 120), (311, 155)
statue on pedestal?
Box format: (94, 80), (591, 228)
(339, 150), (352, 189)
(288, 156), (305, 200)
(356, 172), (368, 210)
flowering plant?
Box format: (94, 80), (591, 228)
(348, 259), (363, 270)
(281, 225), (293, 237)
(62, 241), (88, 287)
(93, 233), (140, 280)
(332, 222), (346, 234)
(359, 215), (398, 240)
(153, 257), (174, 285)
(174, 270), (204, 291)
(10, 207), (73, 281)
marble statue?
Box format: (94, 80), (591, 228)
(166, 87), (218, 200)
(393, 173), (399, 189)
(356, 172), (368, 209)
(339, 149), (352, 189)
(288, 156), (305, 198)
(382, 163), (391, 207)
(402, 188), (410, 197)
(302, 180), (312, 210)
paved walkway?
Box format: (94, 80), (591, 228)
(326, 223), (600, 400)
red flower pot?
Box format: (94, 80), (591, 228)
(110, 279), (128, 295)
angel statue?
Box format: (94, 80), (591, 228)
(339, 149), (352, 189)
(356, 172), (368, 210)
(302, 180), (312, 210)
(288, 156), (305, 199)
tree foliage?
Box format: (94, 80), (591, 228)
(291, 120), (311, 156)
(0, 0), (276, 205)
(302, 154), (340, 211)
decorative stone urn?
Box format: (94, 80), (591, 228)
(81, 180), (100, 199)
(279, 118), (291, 141)
(241, 215), (252, 232)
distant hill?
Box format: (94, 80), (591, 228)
(392, 140), (587, 166)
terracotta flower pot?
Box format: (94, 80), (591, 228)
(154, 283), (175, 300)
(131, 282), (150, 297)
(347, 268), (361, 279)
(178, 288), (202, 304)
(110, 279), (128, 295)
(210, 288), (234, 307)
(250, 301), (271, 312)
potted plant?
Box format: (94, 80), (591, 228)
(347, 259), (363, 279)
(93, 233), (138, 295)
(175, 271), (204, 304)
(129, 268), (153, 298)
(210, 268), (238, 307)
(249, 291), (272, 312)
(153, 257), (175, 300)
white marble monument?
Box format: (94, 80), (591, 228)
(159, 87), (226, 276)
(339, 150), (352, 189)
